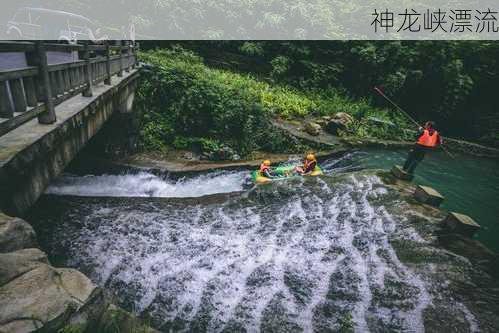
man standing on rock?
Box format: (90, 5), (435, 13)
(403, 121), (442, 174)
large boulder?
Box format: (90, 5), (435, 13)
(324, 112), (354, 135)
(0, 213), (37, 253)
(201, 145), (238, 161)
(315, 116), (331, 128)
(333, 112), (354, 125)
(304, 121), (322, 136)
(0, 248), (48, 286)
(0, 264), (99, 333)
(325, 119), (348, 135)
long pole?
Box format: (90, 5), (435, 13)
(373, 87), (456, 159)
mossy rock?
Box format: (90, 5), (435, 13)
(95, 305), (159, 333)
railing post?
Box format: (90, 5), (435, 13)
(125, 41), (131, 72)
(118, 40), (124, 77)
(133, 42), (139, 69)
(104, 41), (111, 85)
(0, 81), (13, 118)
(10, 79), (27, 113)
(136, 42), (140, 62)
(35, 41), (56, 124)
(23, 77), (38, 107)
(82, 42), (93, 97)
(130, 42), (135, 69)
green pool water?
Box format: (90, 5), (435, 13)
(347, 149), (499, 252)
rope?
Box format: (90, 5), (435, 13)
(373, 87), (456, 159)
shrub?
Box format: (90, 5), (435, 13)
(137, 47), (411, 156)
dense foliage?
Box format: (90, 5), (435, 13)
(137, 47), (410, 156)
(145, 41), (499, 146)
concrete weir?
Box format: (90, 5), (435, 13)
(0, 70), (140, 216)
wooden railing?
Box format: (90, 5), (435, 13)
(0, 40), (138, 137)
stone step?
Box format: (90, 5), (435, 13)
(391, 165), (414, 181)
(443, 212), (481, 237)
(414, 185), (444, 207)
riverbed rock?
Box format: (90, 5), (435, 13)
(391, 165), (414, 181)
(181, 151), (197, 161)
(333, 112), (354, 125)
(315, 116), (332, 128)
(201, 145), (238, 161)
(95, 304), (160, 333)
(414, 185), (444, 207)
(437, 233), (499, 277)
(443, 212), (481, 238)
(216, 146), (233, 160)
(323, 113), (354, 135)
(0, 213), (37, 252)
(0, 248), (48, 286)
(304, 121), (322, 136)
(0, 264), (98, 333)
(325, 119), (347, 135)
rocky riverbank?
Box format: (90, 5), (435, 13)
(379, 171), (499, 277)
(0, 212), (159, 333)
(272, 115), (499, 158)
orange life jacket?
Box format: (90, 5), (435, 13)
(417, 129), (439, 148)
(303, 159), (317, 173)
(259, 164), (270, 174)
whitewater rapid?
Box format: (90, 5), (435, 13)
(44, 153), (362, 199)
(36, 171), (484, 332)
(34, 154), (488, 332)
(45, 171), (248, 198)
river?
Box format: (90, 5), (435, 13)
(331, 149), (499, 252)
(29, 150), (499, 332)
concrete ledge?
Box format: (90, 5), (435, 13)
(391, 165), (414, 181)
(414, 185), (444, 207)
(444, 212), (481, 237)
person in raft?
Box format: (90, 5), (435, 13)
(295, 154), (317, 175)
(403, 121), (442, 174)
(259, 160), (276, 178)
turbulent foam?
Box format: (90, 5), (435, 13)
(42, 172), (479, 332)
(45, 171), (247, 198)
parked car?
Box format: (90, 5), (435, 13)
(6, 7), (108, 43)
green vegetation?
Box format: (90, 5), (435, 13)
(138, 40), (499, 157)
(153, 41), (499, 145)
(137, 47), (410, 157)
(96, 307), (155, 333)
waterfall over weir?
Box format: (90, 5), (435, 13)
(33, 159), (488, 332)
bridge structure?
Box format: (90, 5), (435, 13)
(0, 40), (141, 216)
